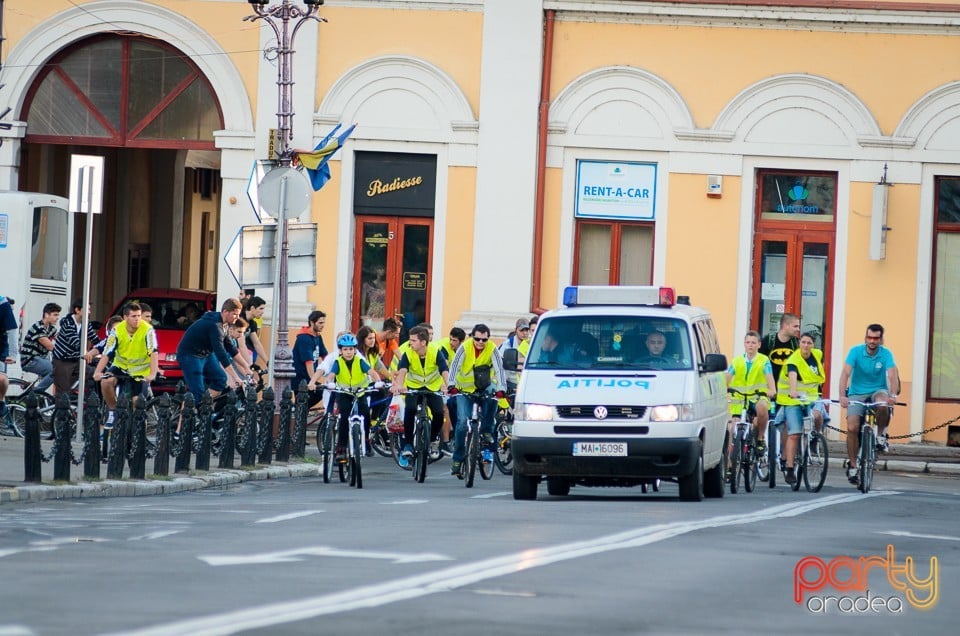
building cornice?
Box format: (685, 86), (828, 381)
(547, 0), (960, 33)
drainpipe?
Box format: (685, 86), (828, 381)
(530, 8), (555, 315)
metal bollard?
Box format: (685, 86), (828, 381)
(152, 393), (172, 477)
(195, 393), (213, 472)
(128, 397), (147, 480)
(218, 401), (238, 469)
(23, 393), (42, 483)
(83, 391), (101, 480)
(107, 395), (129, 480)
(239, 386), (258, 467)
(258, 388), (275, 465)
(52, 392), (72, 482)
(276, 388), (293, 463)
(175, 393), (196, 473)
(292, 381), (308, 458)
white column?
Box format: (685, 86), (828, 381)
(469, 0), (544, 318)
(214, 130), (257, 305)
(0, 122), (26, 191)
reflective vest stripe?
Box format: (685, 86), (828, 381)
(404, 343), (443, 390)
(113, 322), (154, 378)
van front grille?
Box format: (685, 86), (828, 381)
(556, 405), (646, 419)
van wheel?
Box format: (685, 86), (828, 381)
(703, 453), (726, 499)
(679, 444), (704, 502)
(513, 471), (538, 500)
(547, 478), (570, 497)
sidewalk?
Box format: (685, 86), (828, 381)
(0, 433), (319, 503)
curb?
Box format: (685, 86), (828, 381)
(0, 462), (319, 503)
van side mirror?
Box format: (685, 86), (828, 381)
(700, 353), (727, 373)
(502, 347), (519, 371)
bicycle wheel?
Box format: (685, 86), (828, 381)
(729, 431), (742, 494)
(767, 423), (778, 489)
(7, 388), (55, 437)
(744, 439), (758, 493)
(318, 415), (334, 484)
(804, 431), (828, 493)
(370, 423), (392, 458)
(465, 425), (478, 488)
(390, 431), (411, 470)
(338, 419), (350, 483)
(493, 418), (513, 475)
(479, 432), (494, 481)
(351, 421), (363, 489)
(413, 414), (430, 483)
(859, 426), (875, 494)
(791, 445), (804, 492)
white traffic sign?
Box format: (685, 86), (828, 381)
(235, 222), (317, 287)
(258, 167), (312, 219)
(246, 160), (274, 223)
(222, 228), (243, 289)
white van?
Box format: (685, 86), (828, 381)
(510, 286), (729, 501)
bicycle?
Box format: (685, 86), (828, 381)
(457, 391), (497, 488)
(323, 385), (380, 489)
(768, 398), (829, 492)
(403, 388), (447, 483)
(3, 376), (57, 437)
(493, 393), (514, 476)
(99, 369), (152, 462)
(837, 398), (906, 494)
(726, 387), (769, 494)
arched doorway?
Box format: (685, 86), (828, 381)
(18, 34), (224, 316)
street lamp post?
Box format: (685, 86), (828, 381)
(244, 0), (325, 394)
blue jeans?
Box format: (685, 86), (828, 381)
(22, 357), (54, 392)
(452, 391), (496, 463)
(178, 353), (227, 398)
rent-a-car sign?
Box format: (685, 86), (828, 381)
(575, 160), (657, 220)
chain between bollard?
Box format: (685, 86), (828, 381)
(823, 413), (960, 439)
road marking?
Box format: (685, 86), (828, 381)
(380, 499), (428, 505)
(877, 530), (960, 542)
(197, 547), (452, 566)
(114, 491), (893, 636)
(254, 510), (323, 524)
(128, 530), (185, 541)
(0, 626), (35, 635)
(471, 491), (510, 499)
(0, 546), (57, 559)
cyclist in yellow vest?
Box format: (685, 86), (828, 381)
(725, 330), (776, 458)
(389, 325), (449, 468)
(775, 332), (826, 485)
(437, 326), (465, 451)
(310, 333), (382, 463)
(93, 302), (158, 429)
(446, 323), (507, 478)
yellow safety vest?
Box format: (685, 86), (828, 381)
(438, 336), (456, 364)
(334, 356), (369, 389)
(113, 321), (154, 378)
(403, 343), (443, 390)
(728, 353), (772, 416)
(390, 342), (411, 373)
(776, 348), (825, 406)
(518, 339), (530, 358)
(454, 339), (496, 393)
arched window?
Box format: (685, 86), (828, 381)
(23, 34), (222, 148)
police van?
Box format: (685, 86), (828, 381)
(510, 286), (729, 501)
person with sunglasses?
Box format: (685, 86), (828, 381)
(446, 323), (506, 478)
(838, 323), (899, 483)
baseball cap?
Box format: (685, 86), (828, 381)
(516, 318), (531, 330)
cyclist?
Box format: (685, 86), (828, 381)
(838, 323), (898, 484)
(725, 330), (776, 466)
(358, 325), (392, 434)
(175, 298), (245, 401)
(447, 324), (506, 478)
(52, 299), (99, 397)
(309, 333), (382, 463)
(20, 302), (61, 392)
(93, 302), (158, 429)
(759, 312), (800, 383)
(775, 331), (825, 484)
(226, 318), (255, 380)
(390, 325), (449, 468)
(242, 296), (269, 369)
(438, 326), (465, 364)
(376, 316), (402, 369)
(437, 326), (465, 450)
(292, 310), (328, 407)
(498, 319), (529, 388)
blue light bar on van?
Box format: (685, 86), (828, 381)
(563, 286), (676, 307)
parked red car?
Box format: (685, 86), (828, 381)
(101, 288), (218, 391)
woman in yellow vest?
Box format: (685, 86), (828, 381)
(725, 330), (776, 456)
(775, 332), (826, 484)
(309, 333), (382, 463)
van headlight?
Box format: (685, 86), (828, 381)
(516, 403), (557, 421)
(650, 404), (694, 422)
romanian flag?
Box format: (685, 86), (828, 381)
(294, 123), (357, 191)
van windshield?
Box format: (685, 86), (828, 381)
(525, 315), (693, 371)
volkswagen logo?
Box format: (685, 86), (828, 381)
(593, 405), (608, 420)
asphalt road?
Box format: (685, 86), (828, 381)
(1, 456), (956, 635)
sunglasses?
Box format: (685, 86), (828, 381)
(474, 337), (489, 342)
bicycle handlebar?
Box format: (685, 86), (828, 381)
(327, 385), (384, 397)
(831, 399), (908, 408)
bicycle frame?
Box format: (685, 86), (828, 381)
(462, 391), (497, 488)
(405, 388), (445, 483)
(327, 385), (379, 489)
(842, 399), (906, 494)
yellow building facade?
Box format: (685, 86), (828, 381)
(1, 0), (959, 443)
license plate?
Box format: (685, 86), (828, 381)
(572, 442), (627, 457)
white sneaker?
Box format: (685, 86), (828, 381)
(875, 434), (889, 453)
(846, 465), (858, 485)
(429, 440), (441, 460)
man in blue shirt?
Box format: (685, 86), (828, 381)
(838, 323), (899, 483)
(292, 310), (327, 407)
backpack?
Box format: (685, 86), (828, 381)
(473, 364), (493, 391)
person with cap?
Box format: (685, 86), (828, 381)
(499, 317), (532, 388)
